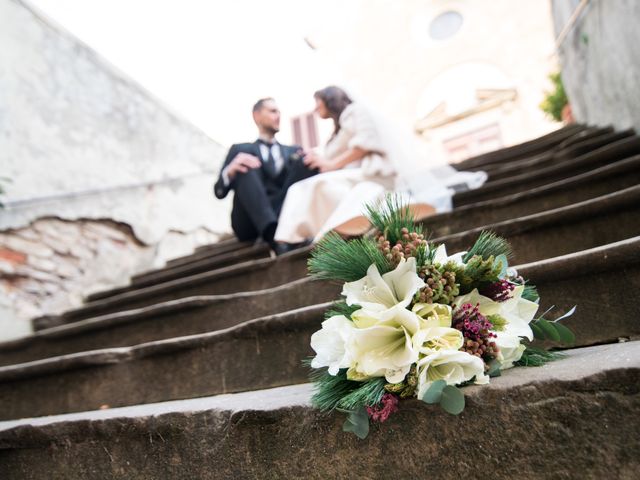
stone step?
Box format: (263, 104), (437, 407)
(0, 341), (637, 479)
(435, 186), (640, 264)
(483, 129), (633, 182)
(455, 123), (587, 170)
(421, 154), (640, 237)
(33, 247), (312, 330)
(194, 237), (246, 254)
(478, 126), (614, 177)
(0, 303), (329, 420)
(454, 135), (640, 206)
(0, 278), (340, 366)
(161, 238), (250, 269)
(88, 242), (272, 301)
(6, 238), (640, 420)
(519, 237), (640, 348)
(556, 125), (615, 148)
(165, 240), (260, 269)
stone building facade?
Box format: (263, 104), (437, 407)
(303, 0), (561, 164)
(0, 0), (229, 338)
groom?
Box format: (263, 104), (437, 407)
(214, 98), (317, 252)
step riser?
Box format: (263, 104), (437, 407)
(129, 247), (270, 289)
(3, 246), (639, 420)
(1, 352), (638, 479)
(167, 241), (253, 267)
(0, 307), (324, 420)
(454, 137), (640, 206)
(424, 164), (640, 237)
(438, 201), (640, 265)
(39, 253), (310, 327)
(532, 266), (640, 347)
(484, 130), (633, 182)
(0, 281), (340, 366)
(457, 124), (585, 169)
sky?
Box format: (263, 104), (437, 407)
(28, 0), (348, 146)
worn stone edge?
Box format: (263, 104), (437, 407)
(435, 184), (640, 244)
(0, 302), (332, 382)
(0, 340), (637, 439)
(1, 277), (321, 352)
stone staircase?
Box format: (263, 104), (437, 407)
(1, 124), (639, 478)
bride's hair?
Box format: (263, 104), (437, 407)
(314, 86), (352, 137)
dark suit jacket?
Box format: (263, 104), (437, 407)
(213, 141), (302, 200)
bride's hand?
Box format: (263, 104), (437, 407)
(304, 152), (339, 173)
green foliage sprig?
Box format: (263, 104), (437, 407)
(463, 231), (512, 263)
(308, 366), (386, 412)
(366, 195), (423, 245)
(324, 300), (361, 320)
(540, 72), (568, 122)
(516, 346), (565, 367)
(308, 233), (390, 282)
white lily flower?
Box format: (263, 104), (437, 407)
(310, 315), (356, 375)
(495, 332), (526, 369)
(416, 349), (489, 398)
(412, 303), (453, 328)
(348, 305), (423, 383)
(454, 286), (538, 341)
(342, 257), (424, 318)
(415, 326), (464, 355)
(433, 244), (467, 266)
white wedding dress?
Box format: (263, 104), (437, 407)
(274, 102), (486, 244)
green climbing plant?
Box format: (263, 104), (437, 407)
(540, 72), (568, 122)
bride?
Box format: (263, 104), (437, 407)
(273, 85), (485, 245)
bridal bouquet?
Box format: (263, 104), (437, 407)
(307, 197), (575, 439)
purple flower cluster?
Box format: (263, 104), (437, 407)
(452, 303), (499, 362)
(367, 393), (399, 423)
(480, 279), (515, 302)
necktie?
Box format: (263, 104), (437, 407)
(259, 140), (278, 177)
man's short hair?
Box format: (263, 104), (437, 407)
(253, 97), (274, 113)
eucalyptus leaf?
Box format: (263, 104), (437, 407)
(487, 359), (502, 377)
(530, 322), (546, 341)
(343, 407), (370, 439)
(553, 322), (576, 345)
(494, 254), (508, 279)
(537, 319), (561, 342)
(421, 380), (447, 404)
(440, 386), (465, 415)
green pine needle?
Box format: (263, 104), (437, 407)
(515, 346), (565, 367)
(308, 367), (387, 411)
(337, 377), (387, 410)
(463, 231), (512, 263)
(522, 284), (540, 302)
(308, 232), (390, 282)
(365, 194), (423, 244)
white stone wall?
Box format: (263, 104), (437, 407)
(552, 0), (640, 132)
(0, 0), (234, 338)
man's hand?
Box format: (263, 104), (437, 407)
(226, 152), (262, 180)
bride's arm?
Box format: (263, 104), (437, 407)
(304, 147), (369, 172)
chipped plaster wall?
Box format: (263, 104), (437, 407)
(552, 0), (640, 132)
(0, 0), (233, 338)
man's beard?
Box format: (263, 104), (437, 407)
(264, 125), (279, 135)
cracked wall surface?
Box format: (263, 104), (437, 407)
(0, 0), (236, 337)
(0, 218), (221, 339)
